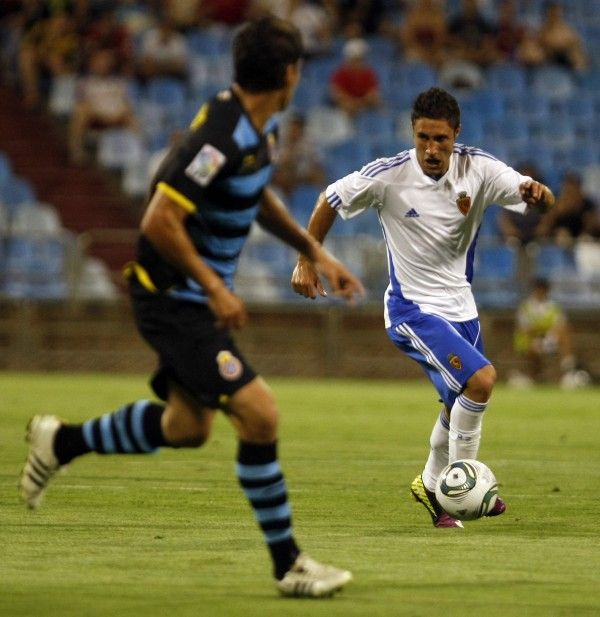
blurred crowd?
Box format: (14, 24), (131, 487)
(0, 0), (591, 108)
(0, 0), (599, 305)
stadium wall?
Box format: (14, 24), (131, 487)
(0, 300), (598, 381)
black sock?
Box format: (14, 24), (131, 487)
(236, 441), (300, 579)
(53, 401), (167, 465)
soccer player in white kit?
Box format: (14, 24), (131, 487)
(292, 88), (555, 528)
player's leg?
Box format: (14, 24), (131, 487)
(449, 362), (496, 462)
(226, 376), (352, 597)
(20, 384), (215, 510)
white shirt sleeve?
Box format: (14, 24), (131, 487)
(324, 170), (384, 220)
(481, 157), (531, 214)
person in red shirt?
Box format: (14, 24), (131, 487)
(329, 38), (381, 117)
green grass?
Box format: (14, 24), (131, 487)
(1, 373), (600, 617)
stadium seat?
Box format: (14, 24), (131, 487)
(483, 116), (529, 151)
(289, 184), (321, 227)
(97, 129), (145, 171)
(530, 66), (575, 101)
(471, 243), (520, 308)
(462, 90), (506, 122)
(0, 151), (13, 190)
(1, 176), (37, 210)
(531, 243), (577, 279)
(145, 77), (187, 130)
(391, 62), (438, 101)
(355, 110), (396, 149)
(186, 28), (226, 56)
(478, 205), (502, 241)
(485, 63), (528, 98)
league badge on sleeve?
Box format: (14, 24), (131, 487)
(456, 191), (471, 216)
(185, 143), (227, 187)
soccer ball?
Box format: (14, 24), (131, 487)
(435, 459), (498, 521)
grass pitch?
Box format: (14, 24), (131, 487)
(1, 372), (600, 617)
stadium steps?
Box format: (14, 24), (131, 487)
(0, 85), (138, 273)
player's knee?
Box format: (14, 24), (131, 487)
(243, 405), (279, 442)
(468, 364), (497, 400)
(162, 413), (211, 448)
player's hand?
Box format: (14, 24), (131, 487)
(291, 258), (325, 299)
(520, 180), (554, 211)
(207, 286), (248, 329)
(293, 252), (365, 304)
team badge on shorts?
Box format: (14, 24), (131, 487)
(456, 191), (471, 216)
(216, 350), (243, 381)
(447, 353), (463, 370)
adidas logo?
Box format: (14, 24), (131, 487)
(405, 208), (420, 218)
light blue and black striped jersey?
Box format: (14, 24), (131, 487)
(133, 88), (278, 303)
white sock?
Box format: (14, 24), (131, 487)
(449, 394), (487, 462)
(422, 410), (450, 492)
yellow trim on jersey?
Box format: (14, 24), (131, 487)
(123, 262), (158, 293)
(190, 102), (209, 130)
(157, 181), (197, 213)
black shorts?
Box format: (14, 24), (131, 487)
(130, 281), (257, 409)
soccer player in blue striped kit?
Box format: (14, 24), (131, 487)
(292, 87), (555, 528)
(19, 16), (363, 597)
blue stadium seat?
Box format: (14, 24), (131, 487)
(530, 66), (575, 101)
(289, 184), (321, 227)
(0, 151), (13, 189)
(144, 78), (188, 133)
(485, 63), (528, 98)
(355, 110), (396, 149)
(472, 243), (520, 308)
(462, 90), (506, 122)
(391, 62), (438, 100)
(186, 29), (227, 56)
(1, 176), (36, 209)
(533, 243), (577, 279)
(484, 116), (529, 151)
(478, 205), (502, 241)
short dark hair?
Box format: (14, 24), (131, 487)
(233, 17), (303, 92)
(532, 277), (550, 291)
(411, 87), (461, 130)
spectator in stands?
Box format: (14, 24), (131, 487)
(271, 112), (326, 197)
(538, 1), (587, 73)
(493, 0), (525, 62)
(161, 0), (204, 32)
(18, 9), (81, 108)
(510, 277), (589, 388)
(68, 47), (139, 165)
(515, 26), (546, 69)
(83, 5), (133, 74)
(499, 162), (546, 247)
(399, 0), (447, 69)
(447, 0), (498, 68)
(336, 0), (392, 38)
(329, 37), (381, 118)
(136, 12), (190, 83)
(535, 172), (600, 245)
(288, 0), (334, 59)
(249, 0), (335, 58)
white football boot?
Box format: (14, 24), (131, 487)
(20, 415), (62, 509)
(276, 553), (353, 598)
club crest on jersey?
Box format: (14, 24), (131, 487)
(456, 191), (471, 216)
(216, 350), (243, 381)
(447, 353), (463, 370)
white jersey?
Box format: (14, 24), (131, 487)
(326, 144), (530, 326)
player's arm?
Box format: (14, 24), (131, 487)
(141, 189), (247, 329)
(290, 192), (339, 299)
(519, 180), (555, 212)
(258, 187), (364, 302)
